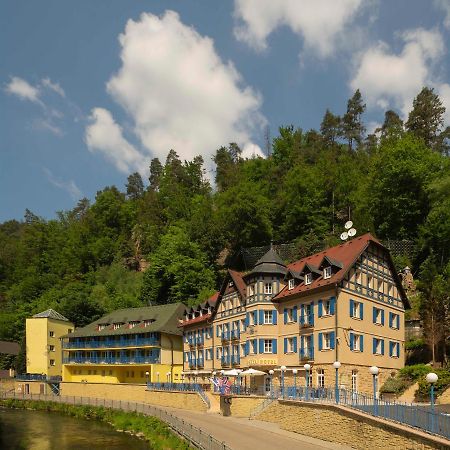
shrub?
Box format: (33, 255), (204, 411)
(398, 364), (431, 381)
(416, 368), (450, 401)
(380, 377), (410, 394)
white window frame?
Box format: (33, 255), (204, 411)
(390, 313), (399, 330)
(248, 284), (255, 296)
(287, 337), (294, 353)
(367, 275), (373, 289)
(317, 369), (325, 388)
(263, 339), (273, 354)
(351, 370), (358, 392)
(323, 267), (332, 279)
(264, 283), (273, 294)
(355, 271), (362, 285)
(374, 338), (383, 355)
(49, 345), (55, 352)
(374, 308), (383, 325)
(353, 334), (361, 352)
(305, 273), (312, 285)
(352, 301), (361, 319)
(49, 331), (54, 337)
(113, 323), (121, 330)
(288, 279), (295, 290)
(49, 359), (55, 366)
(287, 308), (293, 323)
(391, 342), (399, 358)
(323, 333), (331, 350)
(240, 343), (246, 356)
(251, 340), (257, 354)
(323, 299), (331, 316)
(264, 310), (273, 324)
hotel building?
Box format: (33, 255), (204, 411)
(62, 303), (184, 384)
(181, 233), (409, 394)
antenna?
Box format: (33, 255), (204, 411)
(340, 231), (348, 241)
(344, 220), (353, 230)
(348, 228), (356, 237)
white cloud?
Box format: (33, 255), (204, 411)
(233, 0), (363, 57)
(5, 76), (41, 103)
(350, 28), (450, 120)
(41, 77), (66, 98)
(434, 0), (450, 29)
(86, 10), (265, 175)
(85, 107), (148, 174)
(43, 168), (82, 201)
(241, 142), (265, 159)
(32, 118), (63, 136)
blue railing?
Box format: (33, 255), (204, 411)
(221, 355), (230, 366)
(63, 337), (160, 349)
(231, 329), (240, 340)
(63, 356), (160, 364)
(231, 355), (240, 365)
(221, 331), (230, 341)
(16, 374), (62, 381)
(195, 336), (204, 345)
(147, 382), (203, 392)
(299, 347), (314, 361)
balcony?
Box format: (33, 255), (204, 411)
(188, 359), (196, 369)
(230, 329), (240, 340)
(221, 356), (231, 367)
(221, 331), (230, 342)
(231, 355), (240, 366)
(299, 318), (314, 329)
(299, 347), (314, 362)
(197, 358), (204, 368)
(63, 336), (160, 349)
(195, 336), (204, 346)
(63, 356), (160, 365)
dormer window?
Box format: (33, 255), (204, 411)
(207, 307), (212, 314)
(129, 321), (140, 329)
(98, 324), (108, 331)
(229, 281), (233, 287)
(144, 319), (154, 327)
(305, 273), (312, 285)
(324, 267), (332, 279)
(264, 283), (273, 294)
(113, 323), (122, 330)
(185, 314), (189, 321)
(288, 279), (295, 290)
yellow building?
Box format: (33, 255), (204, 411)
(181, 234), (409, 394)
(25, 309), (74, 378)
(62, 303), (184, 384)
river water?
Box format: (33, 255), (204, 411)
(0, 408), (149, 450)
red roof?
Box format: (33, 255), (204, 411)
(228, 270), (246, 299)
(179, 313), (212, 328)
(207, 292), (219, 304)
(273, 233), (393, 302)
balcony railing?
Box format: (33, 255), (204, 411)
(299, 347), (314, 361)
(231, 355), (240, 366)
(221, 356), (231, 367)
(299, 318), (314, 329)
(197, 358), (204, 368)
(63, 337), (160, 349)
(230, 329), (240, 340)
(195, 336), (204, 346)
(63, 356), (160, 365)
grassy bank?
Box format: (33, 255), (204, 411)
(0, 398), (192, 450)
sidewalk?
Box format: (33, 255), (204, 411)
(164, 407), (352, 450)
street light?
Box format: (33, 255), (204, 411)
(292, 369), (298, 399)
(304, 364), (311, 401)
(167, 371), (171, 383)
(426, 372), (438, 433)
(156, 371), (160, 382)
(269, 369), (274, 398)
(369, 366), (379, 415)
(212, 371), (217, 392)
(280, 365), (287, 398)
(145, 371), (150, 386)
(333, 361), (341, 404)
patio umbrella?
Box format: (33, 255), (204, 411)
(240, 368), (266, 375)
(222, 369), (241, 376)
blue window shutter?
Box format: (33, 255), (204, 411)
(284, 308), (288, 324)
(360, 335), (364, 352)
(330, 331), (335, 349)
(389, 341), (393, 357)
(245, 341), (249, 356)
(259, 339), (264, 354)
(284, 338), (287, 354)
(245, 313), (249, 327)
(397, 315), (400, 329)
(360, 303), (364, 320)
(373, 338), (376, 354)
(350, 299), (354, 317)
(300, 305), (305, 324)
(350, 332), (354, 351)
(330, 297), (336, 315)
(253, 311), (257, 325)
(318, 333), (323, 351)
(300, 336), (305, 357)
(397, 342), (400, 357)
(310, 302), (315, 325)
(216, 325), (219, 337)
(293, 306), (298, 322)
(381, 310), (385, 326)
(272, 310), (277, 325)
(381, 339), (385, 355)
(293, 337), (297, 353)
(389, 312), (393, 328)
(272, 339), (277, 354)
(318, 300), (323, 318)
(259, 310), (264, 325)
(372, 307), (377, 323)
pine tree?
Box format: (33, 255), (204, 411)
(320, 109), (341, 145)
(341, 89), (366, 151)
(126, 172), (144, 200)
(377, 110), (404, 142)
(148, 158), (163, 192)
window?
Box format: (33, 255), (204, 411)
(68, 329), (73, 334)
(109, 370), (113, 376)
(389, 341), (400, 358)
(264, 310), (273, 324)
(377, 278), (383, 292)
(287, 337), (295, 353)
(288, 279), (295, 290)
(49, 359), (55, 366)
(98, 324), (107, 331)
(323, 333), (331, 350)
(49, 331), (54, 337)
(373, 338), (384, 355)
(355, 271), (362, 285)
(129, 321), (139, 328)
(389, 313), (400, 329)
(49, 345), (55, 352)
(350, 333), (363, 352)
(228, 281), (233, 287)
(305, 273), (312, 285)
(324, 267), (332, 279)
(286, 308), (293, 323)
(323, 299), (331, 315)
(264, 283), (273, 294)
(350, 300), (363, 319)
(317, 369), (325, 388)
(373, 307), (384, 325)
(388, 283), (394, 297)
(240, 319), (246, 331)
(241, 343), (246, 356)
(351, 370), (358, 392)
(251, 339), (257, 354)
(248, 284), (255, 296)
(367, 275), (373, 289)
(113, 323), (122, 330)
(263, 339), (273, 353)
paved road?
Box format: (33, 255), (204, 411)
(165, 408), (351, 450)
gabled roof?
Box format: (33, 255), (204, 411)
(228, 270), (247, 299)
(32, 309), (70, 322)
(273, 233), (410, 309)
(180, 291), (220, 328)
(302, 262), (322, 276)
(245, 246), (286, 277)
(63, 303), (185, 338)
(318, 255), (343, 269)
(179, 313), (212, 328)
(284, 268), (303, 280)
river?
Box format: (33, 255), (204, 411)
(0, 408), (150, 450)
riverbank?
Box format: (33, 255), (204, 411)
(0, 398), (192, 450)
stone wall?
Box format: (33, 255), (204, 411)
(60, 382), (207, 412)
(256, 400), (449, 450)
(437, 386), (450, 405)
(223, 395), (266, 417)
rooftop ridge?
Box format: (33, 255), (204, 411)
(32, 309), (70, 322)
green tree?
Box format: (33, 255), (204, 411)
(126, 172), (144, 200)
(320, 109), (341, 145)
(341, 89), (366, 150)
(148, 158), (163, 192)
(377, 110), (404, 142)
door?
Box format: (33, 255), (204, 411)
(264, 375), (271, 395)
(40, 383), (45, 395)
(25, 384), (30, 395)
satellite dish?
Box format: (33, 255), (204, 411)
(340, 231), (348, 241)
(344, 221), (353, 230)
(348, 228), (356, 237)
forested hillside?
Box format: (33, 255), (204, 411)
(1, 87), (449, 369)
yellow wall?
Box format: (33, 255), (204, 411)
(26, 317), (74, 377)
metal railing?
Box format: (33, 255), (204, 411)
(63, 356), (160, 365)
(16, 374), (62, 381)
(147, 382), (204, 393)
(0, 391), (230, 450)
(63, 337), (160, 349)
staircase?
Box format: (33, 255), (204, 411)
(249, 396), (276, 420)
(204, 391), (221, 414)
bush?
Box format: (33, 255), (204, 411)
(380, 377), (410, 394)
(416, 368), (450, 401)
(405, 339), (426, 351)
(399, 364), (431, 381)
(380, 364), (433, 396)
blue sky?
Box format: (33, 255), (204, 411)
(1, 0), (450, 222)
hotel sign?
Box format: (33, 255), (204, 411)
(247, 359), (277, 366)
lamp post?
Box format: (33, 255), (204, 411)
(145, 371), (150, 387)
(167, 371), (171, 384)
(304, 364), (311, 400)
(426, 372), (438, 433)
(280, 365), (287, 398)
(212, 371), (217, 393)
(156, 371), (160, 383)
(293, 369), (298, 399)
(269, 369), (274, 398)
(369, 366), (379, 415)
(333, 361), (341, 404)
